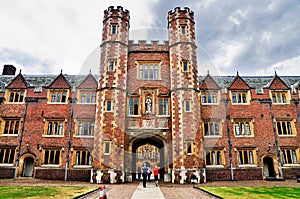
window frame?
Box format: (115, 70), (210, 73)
(203, 120), (222, 137)
(281, 148), (299, 165)
(105, 100), (113, 112)
(73, 149), (93, 167)
(179, 24), (187, 35)
(110, 24), (118, 35)
(205, 149), (225, 167)
(184, 100), (192, 112)
(236, 148), (257, 166)
(271, 90), (289, 104)
(201, 90), (219, 105)
(128, 97), (140, 116)
(48, 89), (69, 104)
(1, 118), (21, 136)
(42, 148), (62, 166)
(5, 89), (26, 104)
(103, 141), (111, 155)
(108, 59), (117, 72)
(181, 60), (190, 72)
(230, 90), (250, 105)
(137, 61), (161, 80)
(275, 119), (296, 136)
(78, 89), (96, 104)
(0, 147), (16, 165)
(186, 141), (193, 155)
(158, 98), (169, 115)
(43, 119), (65, 137)
(75, 120), (95, 137)
(233, 119), (254, 137)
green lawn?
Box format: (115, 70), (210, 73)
(0, 186), (97, 199)
(199, 187), (300, 199)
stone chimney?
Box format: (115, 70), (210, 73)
(2, 65), (16, 75)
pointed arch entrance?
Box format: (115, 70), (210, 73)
(19, 153), (36, 177)
(262, 155), (277, 179)
(130, 135), (167, 181)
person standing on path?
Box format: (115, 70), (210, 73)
(142, 163), (149, 188)
(153, 165), (160, 187)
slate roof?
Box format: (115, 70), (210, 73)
(0, 74), (299, 91)
(199, 76), (300, 90)
(0, 74), (99, 91)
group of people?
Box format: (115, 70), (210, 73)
(137, 163), (160, 188)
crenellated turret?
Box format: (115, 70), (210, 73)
(168, 7), (201, 171)
(94, 6), (129, 170)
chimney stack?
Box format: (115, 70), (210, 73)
(2, 65), (16, 75)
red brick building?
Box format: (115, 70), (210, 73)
(0, 6), (300, 183)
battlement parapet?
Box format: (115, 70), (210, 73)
(168, 7), (194, 23)
(129, 40), (169, 52)
(104, 6), (130, 22)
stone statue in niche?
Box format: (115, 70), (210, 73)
(145, 96), (152, 114)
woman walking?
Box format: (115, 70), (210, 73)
(153, 165), (160, 187)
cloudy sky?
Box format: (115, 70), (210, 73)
(0, 0), (300, 76)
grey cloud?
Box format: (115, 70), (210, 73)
(0, 48), (55, 74)
(150, 0), (300, 75)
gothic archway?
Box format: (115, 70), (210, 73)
(130, 134), (166, 181)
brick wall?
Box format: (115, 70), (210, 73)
(0, 167), (14, 179)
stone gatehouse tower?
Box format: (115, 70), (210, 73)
(93, 6), (202, 182)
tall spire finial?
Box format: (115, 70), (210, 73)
(275, 70), (277, 76)
(237, 71), (239, 76)
(19, 69), (22, 74)
(60, 69), (63, 74)
(207, 70), (210, 75)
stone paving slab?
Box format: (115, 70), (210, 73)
(131, 182), (165, 199)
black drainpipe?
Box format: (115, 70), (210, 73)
(293, 99), (300, 126)
(64, 97), (75, 181)
(223, 98), (234, 181)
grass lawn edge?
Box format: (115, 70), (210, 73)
(193, 186), (222, 199)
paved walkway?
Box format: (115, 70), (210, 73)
(131, 182), (165, 199)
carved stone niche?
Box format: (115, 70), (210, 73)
(143, 119), (154, 128)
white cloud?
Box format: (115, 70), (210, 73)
(0, 0), (155, 75)
(269, 55), (300, 76)
(0, 0), (300, 77)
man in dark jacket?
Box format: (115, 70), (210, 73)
(142, 163), (149, 188)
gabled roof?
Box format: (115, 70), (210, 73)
(48, 72), (71, 89)
(228, 72), (251, 90)
(266, 73), (290, 90)
(77, 73), (98, 89)
(199, 73), (220, 90)
(6, 72), (28, 89)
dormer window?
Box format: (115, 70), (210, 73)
(6, 89), (25, 103)
(231, 91), (250, 104)
(201, 91), (219, 104)
(271, 91), (289, 104)
(48, 89), (68, 104)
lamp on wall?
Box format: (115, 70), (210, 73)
(26, 143), (30, 151)
(267, 142), (271, 153)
